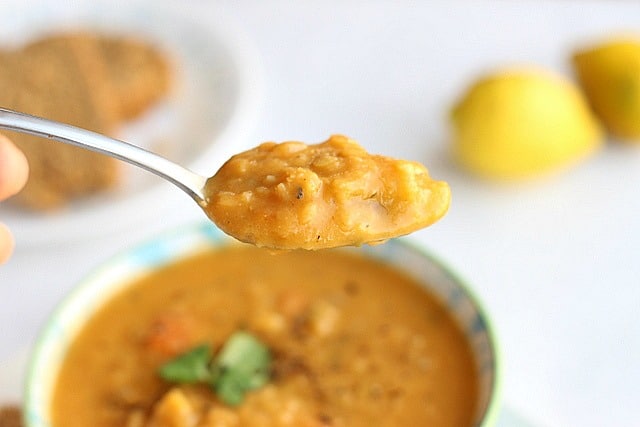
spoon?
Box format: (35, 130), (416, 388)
(0, 107), (209, 208)
(0, 107), (451, 250)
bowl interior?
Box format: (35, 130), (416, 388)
(24, 222), (501, 427)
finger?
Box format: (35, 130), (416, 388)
(0, 222), (14, 265)
(0, 134), (29, 200)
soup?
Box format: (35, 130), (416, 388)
(204, 135), (451, 250)
(51, 245), (478, 427)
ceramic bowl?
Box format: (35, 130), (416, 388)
(24, 222), (502, 426)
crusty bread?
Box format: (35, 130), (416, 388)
(95, 34), (172, 120)
(0, 31), (172, 210)
(0, 33), (120, 210)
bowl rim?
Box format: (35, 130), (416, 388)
(24, 221), (502, 427)
(401, 238), (503, 427)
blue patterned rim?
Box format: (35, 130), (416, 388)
(24, 222), (502, 427)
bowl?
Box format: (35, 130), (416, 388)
(24, 222), (502, 426)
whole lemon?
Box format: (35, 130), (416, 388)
(450, 68), (603, 180)
(573, 36), (640, 141)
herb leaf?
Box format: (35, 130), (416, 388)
(157, 332), (271, 406)
(216, 332), (271, 389)
(214, 332), (271, 405)
(158, 344), (212, 384)
(214, 368), (250, 406)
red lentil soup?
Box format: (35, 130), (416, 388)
(51, 245), (478, 427)
(203, 135), (451, 250)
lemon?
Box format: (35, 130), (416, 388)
(573, 36), (640, 141)
(450, 68), (603, 180)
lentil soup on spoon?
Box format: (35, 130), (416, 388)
(204, 134), (451, 250)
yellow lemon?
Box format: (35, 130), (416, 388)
(573, 36), (640, 141)
(450, 68), (603, 180)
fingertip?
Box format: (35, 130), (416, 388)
(0, 134), (29, 200)
(0, 222), (15, 265)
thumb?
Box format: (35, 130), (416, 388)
(0, 134), (29, 200)
(0, 223), (15, 265)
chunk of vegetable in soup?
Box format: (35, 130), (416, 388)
(52, 246), (478, 427)
(203, 135), (451, 250)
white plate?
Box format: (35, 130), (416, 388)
(0, 1), (262, 247)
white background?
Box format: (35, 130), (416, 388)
(2, 1), (640, 426)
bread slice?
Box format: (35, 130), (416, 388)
(0, 33), (121, 210)
(0, 31), (173, 210)
(95, 34), (172, 120)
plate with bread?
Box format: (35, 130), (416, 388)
(0, 1), (262, 246)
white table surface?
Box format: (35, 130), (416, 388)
(2, 1), (640, 426)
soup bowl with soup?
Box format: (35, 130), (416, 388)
(24, 222), (501, 427)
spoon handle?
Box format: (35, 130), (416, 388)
(0, 107), (207, 204)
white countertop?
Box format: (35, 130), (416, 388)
(2, 1), (640, 426)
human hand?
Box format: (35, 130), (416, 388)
(0, 134), (29, 264)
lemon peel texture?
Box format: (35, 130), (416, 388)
(573, 36), (640, 141)
(450, 68), (603, 180)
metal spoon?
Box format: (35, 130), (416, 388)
(0, 107), (208, 208)
(0, 107), (451, 250)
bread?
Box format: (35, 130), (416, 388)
(96, 34), (172, 120)
(0, 33), (120, 209)
(0, 31), (172, 210)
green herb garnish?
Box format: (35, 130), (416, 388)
(158, 344), (213, 383)
(158, 331), (271, 406)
